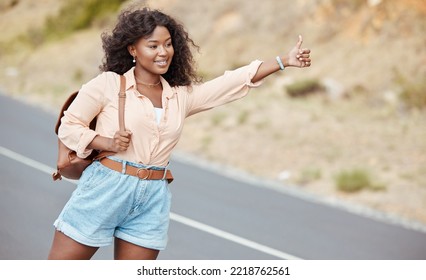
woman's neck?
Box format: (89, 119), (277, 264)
(133, 68), (161, 86)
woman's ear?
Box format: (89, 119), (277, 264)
(127, 45), (135, 57)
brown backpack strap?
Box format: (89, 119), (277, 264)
(93, 75), (126, 161)
(118, 75), (126, 132)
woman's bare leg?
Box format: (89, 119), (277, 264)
(48, 231), (99, 260)
(114, 238), (159, 260)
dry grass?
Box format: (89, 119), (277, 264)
(1, 0), (425, 225)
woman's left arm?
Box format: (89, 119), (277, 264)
(252, 35), (311, 83)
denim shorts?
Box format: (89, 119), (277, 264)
(53, 157), (172, 250)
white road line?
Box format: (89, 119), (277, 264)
(170, 212), (301, 260)
(0, 145), (302, 260)
(0, 146), (56, 176)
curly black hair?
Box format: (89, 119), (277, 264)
(100, 7), (200, 87)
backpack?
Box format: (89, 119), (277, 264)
(52, 75), (126, 181)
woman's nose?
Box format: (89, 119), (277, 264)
(158, 46), (167, 56)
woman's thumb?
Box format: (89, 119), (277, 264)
(296, 35), (303, 49)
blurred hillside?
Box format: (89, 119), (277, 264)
(1, 0), (425, 100)
(0, 0), (425, 226)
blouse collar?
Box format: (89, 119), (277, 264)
(122, 67), (175, 99)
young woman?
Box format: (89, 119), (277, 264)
(48, 7), (311, 260)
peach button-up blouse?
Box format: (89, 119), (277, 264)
(58, 60), (263, 167)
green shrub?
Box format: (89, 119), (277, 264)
(400, 80), (426, 110)
(285, 79), (324, 98)
(9, 0), (125, 49)
(335, 168), (373, 193)
(44, 0), (125, 40)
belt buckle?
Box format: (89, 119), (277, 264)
(136, 168), (151, 180)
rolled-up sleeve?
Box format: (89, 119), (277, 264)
(185, 60), (264, 117)
(58, 72), (107, 158)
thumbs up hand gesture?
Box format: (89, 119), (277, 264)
(287, 35), (311, 68)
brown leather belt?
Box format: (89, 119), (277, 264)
(100, 157), (174, 183)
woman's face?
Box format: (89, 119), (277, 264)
(129, 25), (174, 76)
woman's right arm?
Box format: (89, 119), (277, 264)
(87, 131), (132, 153)
(58, 73), (108, 158)
(59, 72), (132, 156)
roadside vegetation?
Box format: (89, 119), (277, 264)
(2, 0), (124, 52)
(335, 168), (385, 193)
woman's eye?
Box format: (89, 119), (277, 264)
(149, 45), (157, 49)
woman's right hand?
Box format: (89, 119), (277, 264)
(109, 130), (132, 152)
(88, 131), (132, 152)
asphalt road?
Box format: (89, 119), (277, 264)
(1, 93), (426, 260)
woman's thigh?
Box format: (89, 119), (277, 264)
(48, 231), (99, 260)
(114, 238), (159, 260)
